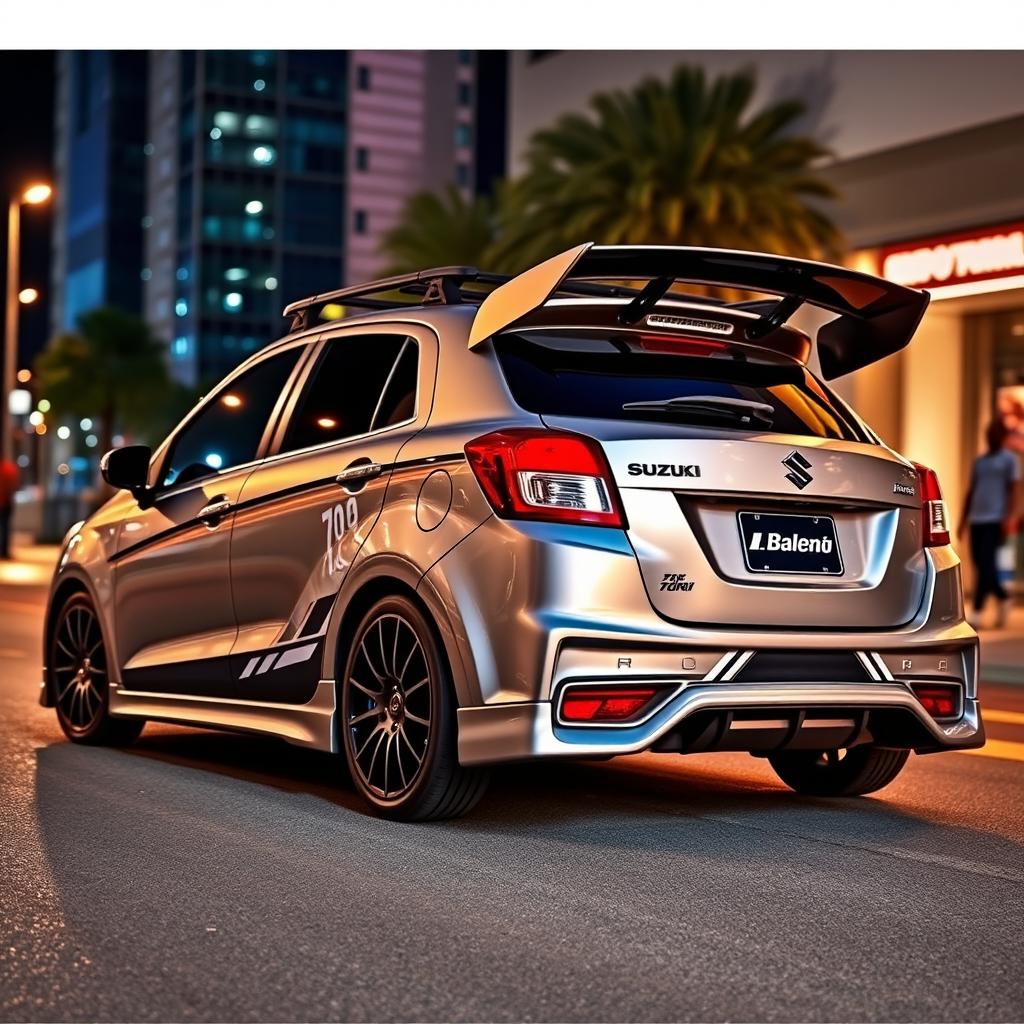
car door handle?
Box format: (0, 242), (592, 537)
(336, 462), (383, 485)
(197, 498), (233, 524)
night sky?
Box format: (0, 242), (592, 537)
(1, 51), (55, 364)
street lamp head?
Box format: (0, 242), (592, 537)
(21, 183), (52, 205)
(18, 287), (39, 305)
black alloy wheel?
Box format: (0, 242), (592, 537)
(340, 595), (488, 820)
(51, 592), (144, 745)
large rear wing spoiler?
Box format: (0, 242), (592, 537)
(467, 244), (930, 379)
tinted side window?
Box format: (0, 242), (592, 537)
(162, 348), (302, 488)
(280, 335), (417, 453)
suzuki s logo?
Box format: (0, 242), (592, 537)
(781, 451), (813, 490)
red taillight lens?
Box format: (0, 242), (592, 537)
(913, 462), (950, 546)
(911, 682), (960, 719)
(637, 335), (729, 357)
(560, 686), (660, 723)
(464, 429), (625, 528)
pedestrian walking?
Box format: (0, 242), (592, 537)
(957, 421), (1021, 628)
(0, 457), (18, 560)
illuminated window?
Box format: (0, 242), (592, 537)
(223, 292), (243, 312)
(224, 267), (249, 281)
(244, 114), (276, 138)
(245, 199), (264, 215)
(250, 144), (276, 166)
(175, 299), (188, 317)
(213, 110), (241, 134)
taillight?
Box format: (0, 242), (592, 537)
(637, 334), (729, 357)
(911, 682), (961, 719)
(913, 463), (950, 546)
(464, 429), (625, 528)
(560, 686), (661, 723)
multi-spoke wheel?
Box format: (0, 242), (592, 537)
(768, 745), (909, 797)
(51, 592), (144, 745)
(340, 595), (488, 820)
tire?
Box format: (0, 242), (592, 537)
(768, 745), (909, 797)
(50, 592), (145, 746)
(339, 594), (489, 821)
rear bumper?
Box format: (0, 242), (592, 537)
(457, 682), (984, 766)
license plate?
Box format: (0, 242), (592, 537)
(737, 511), (844, 576)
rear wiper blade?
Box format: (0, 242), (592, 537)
(621, 395), (775, 427)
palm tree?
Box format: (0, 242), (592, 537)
(34, 307), (175, 458)
(493, 65), (841, 272)
(379, 184), (503, 275)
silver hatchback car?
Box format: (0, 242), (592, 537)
(42, 244), (984, 819)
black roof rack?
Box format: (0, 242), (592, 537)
(281, 265), (727, 333)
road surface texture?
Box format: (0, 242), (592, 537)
(1, 555), (1022, 1022)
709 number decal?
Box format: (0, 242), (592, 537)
(322, 498), (358, 576)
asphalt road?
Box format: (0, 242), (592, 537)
(2, 563), (1023, 1022)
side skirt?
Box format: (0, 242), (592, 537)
(108, 679), (337, 752)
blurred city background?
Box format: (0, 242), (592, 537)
(2, 49), (1024, 610)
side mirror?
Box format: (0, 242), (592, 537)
(100, 445), (153, 503)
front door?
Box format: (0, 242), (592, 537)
(112, 345), (306, 696)
(228, 327), (429, 703)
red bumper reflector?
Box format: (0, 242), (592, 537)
(910, 683), (960, 719)
(561, 686), (660, 722)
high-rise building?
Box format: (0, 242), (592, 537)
(50, 51), (148, 331)
(144, 49), (483, 386)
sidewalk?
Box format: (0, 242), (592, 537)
(975, 605), (1024, 685)
(0, 537), (61, 589)
(2, 536), (1022, 682)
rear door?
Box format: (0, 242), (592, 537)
(227, 324), (432, 702)
(496, 330), (927, 630)
(113, 344), (307, 695)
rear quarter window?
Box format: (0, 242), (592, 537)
(494, 331), (870, 443)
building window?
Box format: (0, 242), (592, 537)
(355, 146), (369, 171)
(457, 81), (472, 107)
(458, 50), (473, 66)
(455, 162), (471, 187)
(455, 123), (472, 148)
(356, 65), (371, 91)
(353, 209), (368, 235)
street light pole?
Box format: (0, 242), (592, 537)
(2, 197), (19, 464)
(2, 184), (51, 464)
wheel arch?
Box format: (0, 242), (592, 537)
(323, 554), (477, 711)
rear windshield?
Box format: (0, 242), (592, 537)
(495, 331), (871, 443)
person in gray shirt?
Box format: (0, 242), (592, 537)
(957, 420), (1022, 628)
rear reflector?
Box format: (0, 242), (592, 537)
(911, 682), (960, 719)
(465, 428), (625, 528)
(913, 463), (950, 546)
(560, 686), (661, 723)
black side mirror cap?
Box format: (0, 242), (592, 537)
(100, 445), (153, 502)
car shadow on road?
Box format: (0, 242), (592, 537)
(39, 721), (1024, 876)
